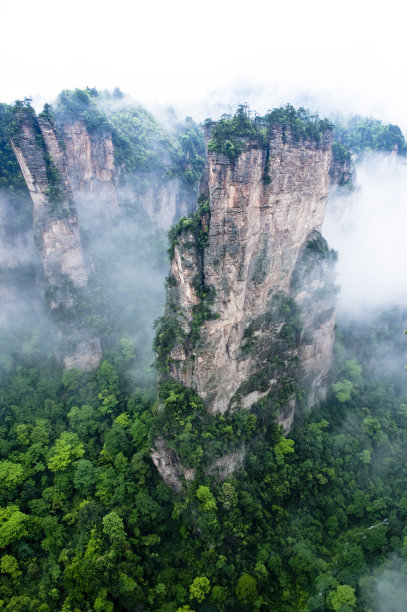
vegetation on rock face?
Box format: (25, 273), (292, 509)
(53, 88), (206, 191)
(152, 380), (256, 471)
(44, 154), (65, 205)
(0, 104), (30, 197)
(167, 195), (211, 259)
(154, 194), (218, 372)
(0, 102), (32, 234)
(54, 88), (112, 135)
(206, 104), (333, 161)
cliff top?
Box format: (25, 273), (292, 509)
(205, 103), (333, 162)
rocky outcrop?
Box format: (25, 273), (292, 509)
(151, 437), (245, 491)
(63, 337), (103, 372)
(150, 436), (195, 493)
(161, 125), (336, 427)
(8, 105), (200, 373)
(11, 112), (89, 298)
(10, 109), (101, 371)
(59, 120), (196, 231)
(330, 144), (354, 188)
(206, 449), (246, 479)
(61, 120), (118, 222)
(291, 231), (337, 407)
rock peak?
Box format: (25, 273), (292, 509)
(156, 119), (336, 428)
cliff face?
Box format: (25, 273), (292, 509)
(161, 126), (336, 430)
(7, 104), (198, 373)
(118, 176), (196, 231)
(57, 119), (196, 231)
(61, 120), (118, 221)
(11, 110), (101, 371)
(11, 112), (89, 297)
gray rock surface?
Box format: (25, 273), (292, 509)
(166, 126), (336, 421)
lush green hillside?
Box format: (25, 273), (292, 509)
(1, 305), (407, 611)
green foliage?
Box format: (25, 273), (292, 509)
(196, 486), (217, 512)
(0, 555), (21, 579)
(235, 573), (258, 604)
(274, 437), (295, 465)
(332, 380), (354, 403)
(0, 506), (27, 548)
(153, 315), (184, 374)
(2, 304), (407, 610)
(0, 103), (29, 196)
(54, 88), (111, 134)
(329, 584), (356, 610)
(167, 116), (206, 188)
(153, 380), (256, 469)
(306, 234), (330, 256)
(0, 102), (32, 235)
(334, 115), (407, 156)
(332, 142), (352, 165)
(266, 105), (333, 141)
(109, 105), (171, 172)
(206, 104), (267, 161)
(44, 154), (64, 204)
(189, 576), (210, 603)
(206, 104), (332, 162)
(167, 195), (211, 258)
(47, 432), (85, 471)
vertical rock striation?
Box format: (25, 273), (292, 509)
(11, 111), (88, 298)
(11, 109), (101, 371)
(58, 119), (197, 231)
(61, 119), (119, 222)
(159, 124), (336, 432)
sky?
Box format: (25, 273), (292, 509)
(2, 0), (407, 127)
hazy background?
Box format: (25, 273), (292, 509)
(324, 154), (407, 315)
(1, 0), (406, 129)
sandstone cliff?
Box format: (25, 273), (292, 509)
(165, 126), (335, 417)
(10, 108), (101, 371)
(11, 110), (88, 298)
(56, 117), (196, 232)
(152, 118), (337, 487)
(60, 119), (118, 222)
(157, 119), (335, 448)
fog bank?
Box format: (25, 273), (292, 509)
(324, 154), (407, 315)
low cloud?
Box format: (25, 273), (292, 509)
(324, 154), (407, 316)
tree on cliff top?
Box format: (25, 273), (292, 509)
(206, 103), (333, 161)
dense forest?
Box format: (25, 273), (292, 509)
(0, 94), (407, 611)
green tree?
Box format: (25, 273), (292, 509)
(102, 511), (126, 549)
(0, 506), (28, 548)
(236, 573), (258, 605)
(329, 585), (356, 610)
(196, 486), (217, 511)
(47, 432), (85, 472)
(332, 380), (353, 403)
(190, 576), (210, 603)
(0, 461), (25, 490)
(0, 555), (21, 579)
